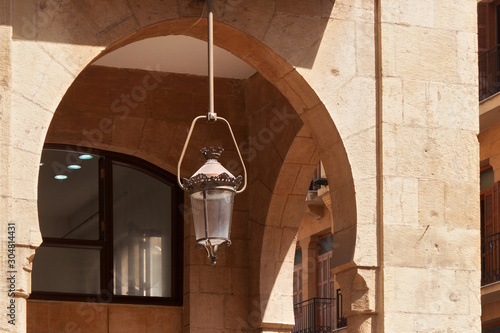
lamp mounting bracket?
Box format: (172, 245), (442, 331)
(207, 111), (217, 122)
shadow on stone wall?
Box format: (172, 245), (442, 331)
(11, 0), (336, 69)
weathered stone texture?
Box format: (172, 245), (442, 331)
(379, 0), (480, 330)
(28, 301), (183, 333)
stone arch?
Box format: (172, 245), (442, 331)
(13, 10), (359, 333)
(31, 16), (358, 272)
(91, 16), (358, 268)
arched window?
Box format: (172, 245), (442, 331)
(31, 146), (183, 305)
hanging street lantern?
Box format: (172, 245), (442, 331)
(181, 146), (244, 264)
(177, 118), (247, 265)
(177, 0), (247, 265)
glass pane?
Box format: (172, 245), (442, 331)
(294, 248), (302, 265)
(32, 247), (100, 294)
(112, 163), (172, 297)
(481, 168), (495, 191)
(317, 235), (333, 255)
(38, 149), (99, 240)
(191, 194), (206, 242)
(206, 190), (233, 240)
(190, 189), (234, 245)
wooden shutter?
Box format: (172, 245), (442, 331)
(481, 181), (500, 284)
(316, 245), (335, 330)
(479, 2), (490, 54)
(481, 182), (499, 237)
(317, 250), (334, 298)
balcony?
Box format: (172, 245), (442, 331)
(479, 44), (500, 101)
(309, 162), (328, 192)
(482, 232), (500, 286)
(292, 297), (346, 333)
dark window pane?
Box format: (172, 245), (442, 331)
(481, 168), (495, 191)
(38, 149), (99, 240)
(32, 247), (100, 294)
(112, 163), (172, 297)
(294, 248), (302, 265)
(318, 235), (333, 255)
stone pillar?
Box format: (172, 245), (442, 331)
(1, 2), (40, 331)
(321, 187), (379, 332)
(378, 0), (481, 330)
(0, 3), (24, 332)
(333, 264), (378, 333)
(184, 193), (252, 333)
(300, 236), (318, 301)
(258, 225), (297, 332)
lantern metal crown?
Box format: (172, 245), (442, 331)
(177, 0), (247, 265)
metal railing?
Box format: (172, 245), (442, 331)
(336, 289), (347, 329)
(482, 232), (500, 285)
(479, 44), (500, 101)
(292, 297), (335, 333)
(309, 163), (328, 191)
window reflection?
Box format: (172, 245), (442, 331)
(38, 149), (99, 240)
(33, 147), (179, 302)
(32, 247), (100, 294)
(112, 163), (172, 297)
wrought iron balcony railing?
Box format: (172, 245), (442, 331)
(309, 162), (328, 191)
(482, 232), (500, 286)
(292, 297), (336, 333)
(479, 44), (500, 101)
(336, 289), (347, 329)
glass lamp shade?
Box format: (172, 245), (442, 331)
(183, 147), (242, 264)
(191, 188), (234, 242)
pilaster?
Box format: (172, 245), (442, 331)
(0, 2), (19, 332)
(378, 0), (481, 330)
(299, 236), (318, 300)
(333, 263), (378, 333)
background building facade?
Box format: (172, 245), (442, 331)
(478, 0), (500, 330)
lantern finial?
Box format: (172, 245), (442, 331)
(201, 147), (223, 160)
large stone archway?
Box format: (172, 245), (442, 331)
(34, 22), (362, 332)
(6, 10), (367, 332)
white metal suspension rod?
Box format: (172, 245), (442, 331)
(207, 0), (216, 122)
